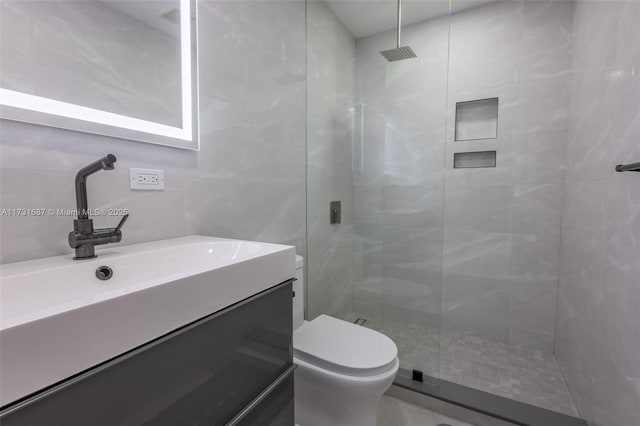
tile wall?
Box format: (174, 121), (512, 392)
(555, 1), (640, 425)
(442, 0), (574, 351)
(352, 0), (575, 352)
(306, 0), (356, 319)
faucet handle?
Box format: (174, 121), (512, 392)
(115, 214), (129, 232)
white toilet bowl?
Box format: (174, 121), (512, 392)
(292, 256), (399, 426)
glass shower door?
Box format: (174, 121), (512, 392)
(306, 0), (451, 383)
(350, 12), (450, 380)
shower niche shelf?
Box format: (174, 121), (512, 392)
(455, 98), (499, 141)
(453, 151), (497, 169)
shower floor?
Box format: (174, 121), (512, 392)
(344, 312), (579, 418)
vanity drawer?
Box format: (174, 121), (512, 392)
(0, 280), (293, 426)
(231, 367), (295, 426)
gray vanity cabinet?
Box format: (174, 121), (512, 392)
(0, 281), (295, 426)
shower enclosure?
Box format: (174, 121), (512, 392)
(307, 0), (639, 423)
(309, 0), (455, 386)
(306, 0), (449, 384)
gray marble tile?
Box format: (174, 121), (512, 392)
(512, 183), (563, 236)
(198, 0), (305, 103)
(509, 234), (560, 281)
(441, 274), (510, 343)
(381, 277), (441, 327)
(448, 1), (523, 91)
(0, 168), (74, 263)
(520, 0), (574, 82)
(353, 277), (382, 304)
(382, 226), (443, 275)
(305, 0), (356, 319)
(196, 86), (306, 182)
(443, 230), (512, 280)
(380, 130), (447, 188)
(507, 279), (558, 351)
(556, 2), (640, 425)
(444, 183), (514, 233)
(183, 176), (304, 249)
(518, 77), (571, 133)
(562, 180), (608, 232)
(380, 93), (448, 145)
(354, 223), (384, 282)
(354, 185), (383, 225)
(513, 131), (566, 185)
(382, 185), (444, 228)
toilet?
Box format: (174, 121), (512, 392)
(292, 255), (399, 426)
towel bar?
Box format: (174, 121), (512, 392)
(615, 162), (640, 172)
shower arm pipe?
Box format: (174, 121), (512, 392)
(396, 0), (402, 48)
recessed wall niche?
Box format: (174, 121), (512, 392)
(455, 98), (499, 141)
(453, 151), (497, 169)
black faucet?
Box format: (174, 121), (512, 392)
(68, 154), (128, 260)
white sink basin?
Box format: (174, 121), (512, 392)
(0, 236), (295, 406)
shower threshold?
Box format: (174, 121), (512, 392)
(393, 374), (586, 426)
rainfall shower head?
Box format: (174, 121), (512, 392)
(380, 0), (417, 62)
(380, 45), (417, 62)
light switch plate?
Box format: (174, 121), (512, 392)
(130, 168), (165, 190)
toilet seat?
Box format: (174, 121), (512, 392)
(293, 315), (398, 377)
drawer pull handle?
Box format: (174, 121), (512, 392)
(225, 364), (297, 425)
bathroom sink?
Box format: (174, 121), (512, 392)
(0, 236), (295, 406)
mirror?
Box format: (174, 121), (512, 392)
(0, 0), (198, 150)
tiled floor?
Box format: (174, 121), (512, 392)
(378, 395), (473, 426)
(345, 312), (579, 417)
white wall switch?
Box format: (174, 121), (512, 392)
(130, 168), (165, 190)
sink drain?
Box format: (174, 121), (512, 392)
(95, 265), (113, 281)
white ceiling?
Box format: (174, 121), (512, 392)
(324, 0), (494, 39)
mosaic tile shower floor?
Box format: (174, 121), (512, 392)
(344, 312), (579, 417)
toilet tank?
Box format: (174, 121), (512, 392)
(293, 255), (304, 329)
